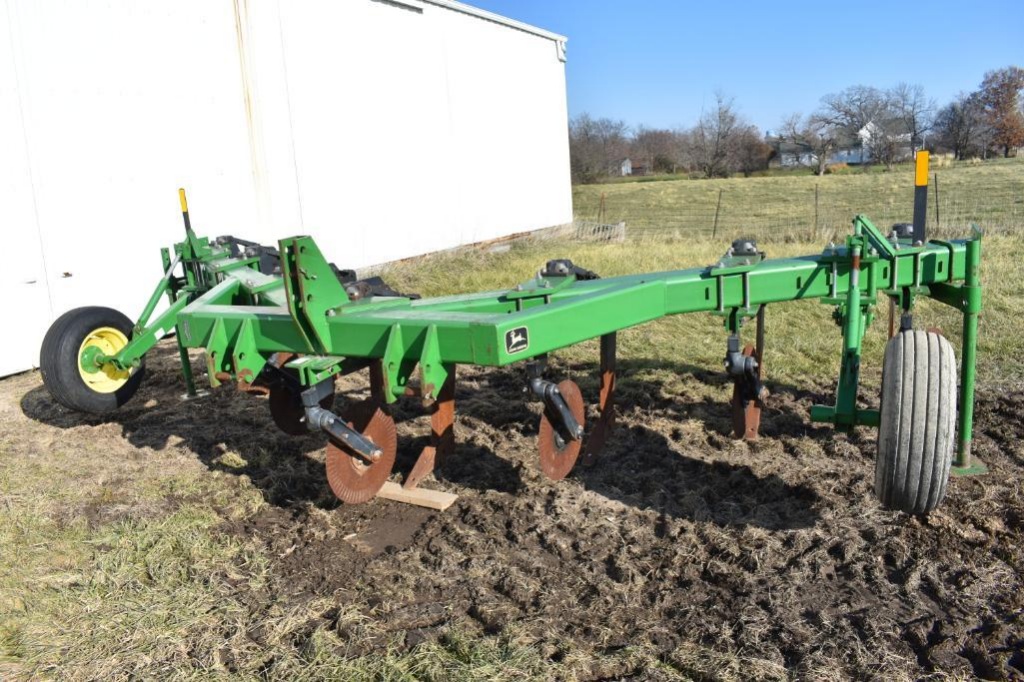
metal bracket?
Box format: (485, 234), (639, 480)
(301, 381), (382, 462)
(529, 376), (583, 444)
(280, 236), (350, 353)
(853, 214), (896, 260)
(929, 239), (957, 283)
(507, 273), (577, 300)
(284, 354), (346, 386)
(230, 318), (267, 385)
(724, 334), (758, 380)
(419, 325), (449, 402)
(204, 317), (231, 387)
(382, 324), (417, 403)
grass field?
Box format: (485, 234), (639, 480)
(573, 157), (1024, 241)
(2, 165), (1023, 680)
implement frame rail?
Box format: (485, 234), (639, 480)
(95, 212), (983, 473)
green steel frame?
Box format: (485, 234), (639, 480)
(88, 211), (984, 471)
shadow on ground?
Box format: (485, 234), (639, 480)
(21, 343), (822, 529)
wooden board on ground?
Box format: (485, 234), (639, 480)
(377, 482), (458, 510)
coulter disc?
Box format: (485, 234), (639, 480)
(325, 399), (397, 504)
(269, 384), (334, 436)
(538, 379), (585, 481)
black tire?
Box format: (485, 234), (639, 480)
(40, 306), (145, 414)
(875, 330), (957, 514)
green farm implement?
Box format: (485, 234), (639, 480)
(40, 154), (985, 513)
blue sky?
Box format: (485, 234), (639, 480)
(469, 0), (1023, 134)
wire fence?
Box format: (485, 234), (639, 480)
(574, 178), (1024, 244)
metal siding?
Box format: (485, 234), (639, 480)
(0, 1), (52, 375)
(0, 0), (571, 376)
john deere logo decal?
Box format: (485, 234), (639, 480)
(505, 327), (529, 354)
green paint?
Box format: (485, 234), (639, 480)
(103, 213), (983, 455)
(956, 233), (982, 470)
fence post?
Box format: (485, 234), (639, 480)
(933, 172), (940, 229)
(712, 188), (723, 239)
(598, 192), (606, 223)
(814, 183), (820, 238)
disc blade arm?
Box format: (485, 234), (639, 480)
(529, 376), (583, 442)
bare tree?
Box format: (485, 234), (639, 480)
(890, 82), (935, 150)
(734, 125), (771, 176)
(819, 85), (888, 142)
(631, 126), (680, 174)
(684, 92), (743, 178)
(780, 113), (841, 175)
(568, 114), (630, 183)
(865, 115), (907, 170)
(820, 85), (922, 168)
(934, 92), (988, 159)
(867, 93), (913, 170)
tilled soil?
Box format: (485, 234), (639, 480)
(18, 343), (1024, 680)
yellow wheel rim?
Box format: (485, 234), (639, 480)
(78, 327), (132, 393)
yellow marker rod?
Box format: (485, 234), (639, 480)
(912, 152), (929, 243)
(915, 150), (930, 187)
(179, 188), (192, 232)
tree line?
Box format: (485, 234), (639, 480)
(569, 66), (1024, 183)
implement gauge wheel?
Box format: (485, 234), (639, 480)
(40, 307), (145, 414)
(876, 330), (957, 514)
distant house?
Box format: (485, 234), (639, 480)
(772, 142), (867, 168)
(830, 147), (868, 165)
(618, 158), (649, 176)
(767, 138), (820, 168)
(771, 140), (817, 168)
(768, 121), (913, 169)
(857, 121), (913, 164)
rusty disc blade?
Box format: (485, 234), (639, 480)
(538, 379), (585, 481)
(326, 399), (397, 504)
(269, 385), (334, 436)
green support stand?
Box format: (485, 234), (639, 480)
(162, 241), (199, 398)
(810, 234), (880, 429)
(951, 234), (986, 476)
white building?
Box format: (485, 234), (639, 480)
(1, 0), (572, 376)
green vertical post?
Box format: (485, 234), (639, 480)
(953, 235), (983, 473)
(174, 305), (198, 398)
(162, 246), (198, 397)
(835, 243), (864, 426)
(810, 236), (879, 428)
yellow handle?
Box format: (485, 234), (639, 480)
(178, 188), (189, 213)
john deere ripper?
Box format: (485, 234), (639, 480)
(40, 153), (984, 513)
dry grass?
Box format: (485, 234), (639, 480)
(573, 157), (1024, 241)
